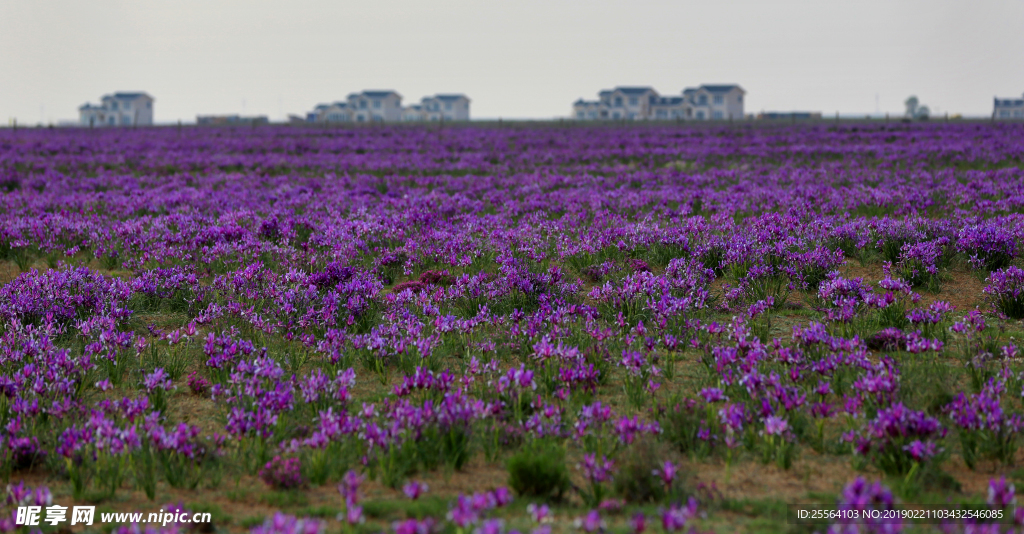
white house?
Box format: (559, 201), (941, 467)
(573, 99), (607, 120)
(994, 93), (1024, 119)
(401, 104), (426, 122)
(346, 90), (402, 122)
(79, 92), (154, 126)
(414, 94), (471, 121)
(308, 91), (471, 123)
(308, 102), (352, 123)
(573, 87), (658, 121)
(650, 96), (688, 120)
(683, 85), (745, 120)
(572, 84), (744, 121)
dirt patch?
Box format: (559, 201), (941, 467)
(841, 260), (989, 313)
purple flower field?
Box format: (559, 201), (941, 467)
(2, 123), (1024, 533)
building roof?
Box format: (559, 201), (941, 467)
(613, 86), (656, 95)
(699, 85), (743, 93)
(361, 90), (400, 98)
(107, 92), (153, 100)
(433, 94), (469, 102)
(654, 97), (684, 105)
(994, 98), (1024, 107)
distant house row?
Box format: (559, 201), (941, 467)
(74, 87), (1022, 124)
(573, 85), (744, 121)
(79, 93), (154, 126)
(306, 91), (470, 123)
(994, 93), (1024, 120)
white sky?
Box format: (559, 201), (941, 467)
(1, 0), (1022, 123)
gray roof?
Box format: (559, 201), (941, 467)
(654, 97), (684, 105)
(313, 102), (348, 111)
(109, 92), (153, 100)
(361, 90), (400, 98)
(700, 84), (742, 93)
(434, 94), (469, 102)
(613, 86), (656, 95)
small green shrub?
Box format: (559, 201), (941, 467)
(506, 439), (570, 501)
(613, 438), (668, 503)
(659, 398), (715, 459)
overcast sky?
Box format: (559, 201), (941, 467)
(2, 0), (1022, 123)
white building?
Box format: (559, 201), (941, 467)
(572, 84), (744, 121)
(307, 91), (470, 123)
(307, 90), (401, 123)
(348, 90), (402, 122)
(402, 104), (426, 122)
(650, 96), (688, 120)
(308, 102), (352, 123)
(994, 93), (1024, 119)
(409, 94), (471, 121)
(683, 85), (745, 120)
(573, 87), (657, 120)
(79, 92), (154, 126)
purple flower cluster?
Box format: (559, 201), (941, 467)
(958, 224), (1017, 271)
(845, 403), (946, 476)
(827, 477), (900, 534)
(447, 488), (512, 528)
(946, 378), (1024, 468)
(0, 266), (133, 326)
(984, 266), (1024, 319)
(259, 455), (305, 490)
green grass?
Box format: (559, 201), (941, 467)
(361, 496), (450, 520)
